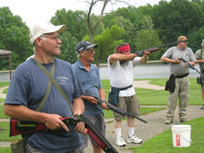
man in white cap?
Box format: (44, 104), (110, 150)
(4, 23), (87, 153)
(72, 41), (108, 153)
(195, 39), (204, 109)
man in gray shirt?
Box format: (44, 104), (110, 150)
(161, 36), (196, 124)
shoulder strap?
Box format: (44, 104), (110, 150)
(200, 49), (203, 72)
(22, 60), (55, 145)
(32, 58), (73, 114)
(35, 61), (55, 112)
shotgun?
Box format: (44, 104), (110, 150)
(179, 58), (204, 77)
(134, 39), (189, 56)
(10, 114), (118, 153)
(83, 93), (147, 124)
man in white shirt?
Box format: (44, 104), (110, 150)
(107, 42), (151, 147)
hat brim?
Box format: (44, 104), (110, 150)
(85, 44), (98, 50)
(44, 25), (66, 34)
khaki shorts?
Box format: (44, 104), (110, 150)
(113, 94), (141, 120)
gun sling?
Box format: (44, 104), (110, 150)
(10, 58), (55, 153)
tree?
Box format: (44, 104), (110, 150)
(136, 29), (163, 60)
(107, 16), (137, 52)
(151, 0), (204, 44)
(187, 26), (204, 52)
(83, 24), (125, 67)
(0, 7), (32, 70)
(57, 31), (78, 64)
(50, 9), (89, 42)
(80, 0), (132, 43)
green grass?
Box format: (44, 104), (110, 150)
(0, 98), (5, 103)
(0, 105), (9, 118)
(0, 122), (22, 141)
(0, 82), (10, 88)
(131, 116), (204, 153)
(3, 88), (8, 94)
(103, 107), (166, 119)
(0, 148), (11, 153)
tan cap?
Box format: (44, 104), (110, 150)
(29, 22), (66, 44)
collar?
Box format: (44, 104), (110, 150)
(77, 60), (93, 71)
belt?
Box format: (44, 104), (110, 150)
(171, 73), (189, 78)
(120, 85), (133, 91)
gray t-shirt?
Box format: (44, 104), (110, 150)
(162, 46), (196, 75)
(195, 48), (204, 72)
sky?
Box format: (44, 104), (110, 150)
(0, 0), (171, 30)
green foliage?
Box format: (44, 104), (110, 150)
(57, 31), (78, 64)
(1, 1), (204, 70)
(51, 9), (89, 41)
(108, 16), (137, 52)
(0, 7), (33, 70)
(136, 29), (164, 59)
(82, 25), (124, 66)
(150, 0), (204, 44)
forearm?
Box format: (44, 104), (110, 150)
(72, 97), (85, 115)
(139, 54), (149, 64)
(196, 59), (204, 64)
(109, 54), (136, 64)
(4, 104), (48, 123)
(161, 57), (176, 63)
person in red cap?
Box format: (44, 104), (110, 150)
(107, 42), (151, 147)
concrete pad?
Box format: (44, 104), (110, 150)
(0, 86), (8, 99)
(133, 80), (165, 90)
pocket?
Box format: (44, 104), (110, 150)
(10, 140), (26, 153)
(197, 77), (202, 84)
(165, 80), (175, 92)
(88, 73), (99, 87)
(165, 75), (175, 92)
(108, 92), (119, 105)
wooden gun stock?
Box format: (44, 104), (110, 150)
(10, 114), (118, 153)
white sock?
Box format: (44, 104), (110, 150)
(128, 127), (134, 137)
(203, 102), (204, 104)
(115, 128), (122, 139)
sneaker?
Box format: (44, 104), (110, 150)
(165, 118), (173, 124)
(127, 135), (143, 144)
(201, 104), (204, 109)
(116, 137), (126, 147)
(180, 118), (189, 123)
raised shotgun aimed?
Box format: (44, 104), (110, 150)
(134, 39), (189, 56)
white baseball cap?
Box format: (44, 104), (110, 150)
(29, 22), (66, 44)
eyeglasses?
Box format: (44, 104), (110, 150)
(40, 35), (61, 41)
(84, 49), (95, 53)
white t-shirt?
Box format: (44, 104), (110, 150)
(107, 55), (140, 97)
